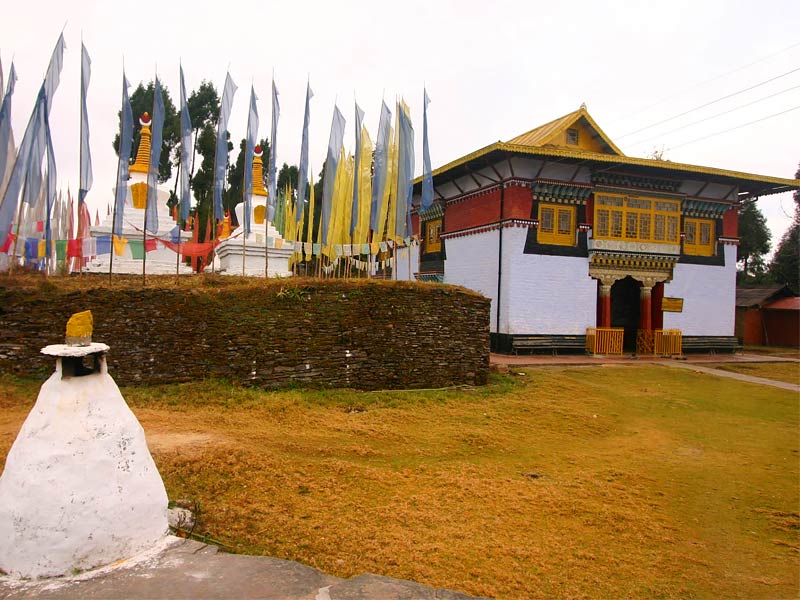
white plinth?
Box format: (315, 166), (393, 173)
(0, 357), (168, 578)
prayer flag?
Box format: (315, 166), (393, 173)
(351, 102), (364, 237)
(67, 238), (81, 258)
(96, 234), (112, 255)
(55, 239), (67, 260)
(146, 76), (166, 233)
(370, 101), (391, 232)
(0, 62), (17, 193)
(312, 242), (321, 255)
(321, 105), (345, 244)
(179, 65), (192, 223)
(268, 78), (280, 218)
(113, 235), (128, 256)
(396, 101), (415, 240)
(243, 85), (259, 235)
(128, 239), (144, 259)
(296, 81), (312, 223)
(25, 238), (38, 260)
(144, 238), (158, 252)
(421, 89), (433, 212)
(78, 43), (93, 204)
(113, 74), (133, 236)
(213, 72), (237, 220)
(81, 236), (96, 258)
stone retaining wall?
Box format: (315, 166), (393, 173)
(0, 278), (490, 390)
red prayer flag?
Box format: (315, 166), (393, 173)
(144, 238), (158, 252)
(0, 233), (16, 253)
(67, 239), (82, 258)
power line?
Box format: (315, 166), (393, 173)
(627, 84), (800, 148)
(609, 39), (800, 125)
(616, 66), (800, 139)
(666, 104), (800, 151)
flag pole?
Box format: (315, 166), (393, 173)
(10, 179), (27, 274)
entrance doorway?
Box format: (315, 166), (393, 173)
(611, 276), (640, 352)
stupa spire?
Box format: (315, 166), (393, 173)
(129, 113), (152, 174)
(252, 145), (267, 197)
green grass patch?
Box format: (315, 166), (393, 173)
(0, 366), (797, 599)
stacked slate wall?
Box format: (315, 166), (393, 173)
(0, 278), (489, 390)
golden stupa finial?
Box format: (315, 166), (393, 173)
(252, 145), (268, 197)
(66, 311), (93, 346)
(129, 113), (152, 174)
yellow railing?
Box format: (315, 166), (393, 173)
(654, 329), (682, 356)
(586, 327), (624, 355)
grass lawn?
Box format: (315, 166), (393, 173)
(0, 366), (797, 599)
(706, 361), (800, 386)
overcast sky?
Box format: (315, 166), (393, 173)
(3, 0), (799, 250)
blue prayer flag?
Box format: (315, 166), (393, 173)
(370, 101), (391, 233)
(78, 43), (93, 204)
(113, 74), (133, 237)
(0, 62), (17, 192)
(396, 101), (415, 239)
(0, 87), (47, 250)
(146, 76), (166, 234)
(296, 81), (313, 224)
(96, 234), (112, 255)
(268, 78), (280, 216)
(213, 72), (237, 220)
(421, 89), (433, 212)
(243, 85), (259, 235)
(351, 102), (364, 237)
(321, 105), (346, 244)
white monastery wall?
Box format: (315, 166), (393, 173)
(663, 244), (737, 336)
(503, 229), (596, 335)
(444, 231), (499, 332)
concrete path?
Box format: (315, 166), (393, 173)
(0, 538), (482, 600)
(656, 360), (800, 393)
(492, 351), (799, 393)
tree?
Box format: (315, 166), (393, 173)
(769, 163), (800, 292)
(277, 163), (299, 192)
(113, 81), (179, 183)
(737, 200), (772, 282)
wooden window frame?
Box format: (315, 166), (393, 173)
(593, 193), (680, 245)
(425, 218), (442, 253)
(683, 217), (715, 256)
(538, 203), (576, 246)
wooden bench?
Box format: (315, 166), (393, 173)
(681, 336), (741, 353)
(511, 335), (587, 355)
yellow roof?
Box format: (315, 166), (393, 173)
(506, 105), (624, 156)
(415, 106), (799, 197)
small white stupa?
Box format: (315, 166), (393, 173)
(85, 113), (193, 275)
(0, 311), (168, 578)
(214, 145), (295, 277)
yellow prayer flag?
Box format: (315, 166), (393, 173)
(113, 235), (128, 257)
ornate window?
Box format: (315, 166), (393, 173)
(594, 194), (680, 244)
(683, 218), (715, 256)
(538, 203), (575, 246)
(425, 218), (442, 253)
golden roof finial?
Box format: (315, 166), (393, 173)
(130, 113), (152, 174)
(252, 145), (268, 197)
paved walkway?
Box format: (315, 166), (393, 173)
(492, 352), (800, 393)
(0, 538), (482, 600)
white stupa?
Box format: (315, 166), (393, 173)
(0, 311), (169, 578)
(214, 145), (295, 277)
(85, 113), (193, 275)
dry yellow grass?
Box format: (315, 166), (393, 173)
(705, 361), (800, 386)
(0, 366), (797, 599)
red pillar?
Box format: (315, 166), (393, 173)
(599, 284), (612, 328)
(639, 286), (652, 332)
